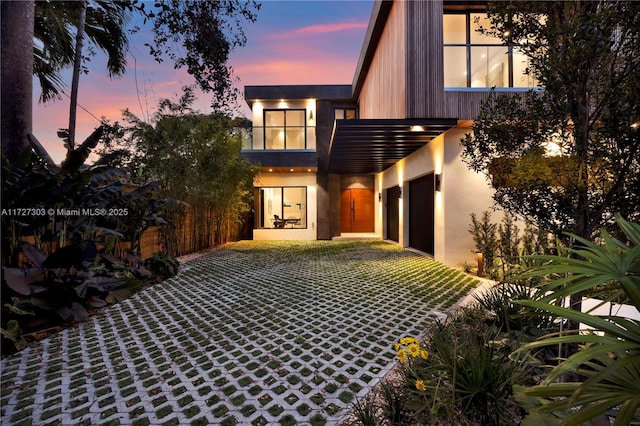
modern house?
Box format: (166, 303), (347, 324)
(242, 0), (537, 268)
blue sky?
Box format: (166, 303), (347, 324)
(32, 0), (374, 162)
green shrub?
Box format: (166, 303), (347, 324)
(474, 282), (555, 337)
(144, 252), (180, 279)
(380, 381), (405, 425)
(389, 314), (531, 425)
(351, 397), (378, 426)
(427, 318), (530, 426)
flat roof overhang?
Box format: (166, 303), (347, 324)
(244, 85), (352, 108)
(328, 118), (459, 174)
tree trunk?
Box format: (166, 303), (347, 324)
(68, 0), (87, 150)
(1, 1), (34, 163)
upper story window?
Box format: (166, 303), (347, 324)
(335, 108), (357, 120)
(264, 109), (306, 149)
(443, 12), (537, 88)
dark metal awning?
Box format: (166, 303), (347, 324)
(328, 118), (458, 174)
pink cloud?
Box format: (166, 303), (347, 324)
(234, 57), (355, 85)
(268, 20), (368, 39)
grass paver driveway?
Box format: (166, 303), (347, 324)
(0, 240), (479, 425)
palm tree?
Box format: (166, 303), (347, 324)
(33, 0), (131, 104)
(1, 1), (35, 163)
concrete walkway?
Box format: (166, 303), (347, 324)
(1, 240), (479, 425)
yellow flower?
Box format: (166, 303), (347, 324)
(415, 379), (426, 391)
(394, 343), (401, 352)
(408, 343), (420, 357)
(400, 337), (410, 345)
(404, 337), (418, 345)
(397, 349), (407, 362)
(420, 350), (429, 360)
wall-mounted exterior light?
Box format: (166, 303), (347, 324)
(435, 174), (442, 191)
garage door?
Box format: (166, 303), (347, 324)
(409, 174), (434, 255)
(386, 186), (401, 242)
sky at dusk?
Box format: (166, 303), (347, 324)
(32, 1), (374, 163)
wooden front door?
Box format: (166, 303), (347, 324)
(340, 188), (374, 233)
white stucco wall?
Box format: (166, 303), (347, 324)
(377, 132), (442, 248)
(375, 126), (496, 268)
(441, 127), (495, 267)
(252, 173), (318, 240)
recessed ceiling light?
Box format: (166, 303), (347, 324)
(290, 168), (294, 172)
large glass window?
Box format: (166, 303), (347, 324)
(443, 12), (538, 88)
(264, 109), (306, 149)
(256, 187), (307, 229)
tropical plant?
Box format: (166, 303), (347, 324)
(514, 214), (640, 426)
(474, 282), (554, 338)
(0, 240), (148, 354)
(144, 252), (180, 280)
(1, 128), (171, 355)
(1, 128), (165, 264)
(33, 0), (132, 103)
(427, 318), (530, 426)
(2, 0), (259, 165)
(0, 320), (28, 352)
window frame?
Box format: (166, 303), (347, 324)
(262, 109), (308, 150)
(443, 11), (518, 88)
(334, 108), (358, 121)
(255, 186), (308, 229)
